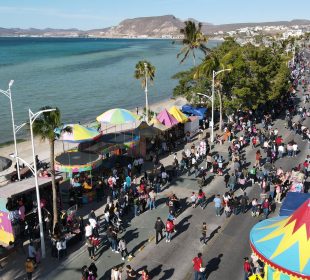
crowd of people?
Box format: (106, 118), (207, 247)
(17, 50), (309, 280)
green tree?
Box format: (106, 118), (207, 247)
(134, 60), (156, 122)
(177, 21), (209, 65)
(32, 106), (61, 230)
(173, 38), (290, 119)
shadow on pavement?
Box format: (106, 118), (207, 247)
(159, 268), (175, 280)
(173, 214), (192, 239)
(205, 253), (223, 279)
(130, 239), (149, 256)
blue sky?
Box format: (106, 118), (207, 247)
(0, 0), (309, 30)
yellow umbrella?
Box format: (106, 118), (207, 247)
(168, 106), (188, 123)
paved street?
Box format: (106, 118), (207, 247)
(1, 53), (309, 280)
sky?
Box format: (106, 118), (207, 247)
(0, 0), (310, 30)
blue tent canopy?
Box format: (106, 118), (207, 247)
(279, 192), (310, 216)
(181, 105), (207, 120)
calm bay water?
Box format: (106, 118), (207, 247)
(0, 37), (218, 144)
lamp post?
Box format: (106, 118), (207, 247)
(211, 69), (231, 143)
(0, 80), (22, 180)
(144, 62), (149, 123)
(12, 108), (55, 258)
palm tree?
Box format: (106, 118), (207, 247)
(32, 106), (61, 231)
(134, 60), (156, 122)
(177, 20), (209, 65)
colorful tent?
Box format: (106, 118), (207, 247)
(168, 106), (188, 123)
(156, 109), (179, 128)
(149, 118), (169, 131)
(57, 124), (100, 143)
(249, 199), (310, 280)
(96, 108), (138, 125)
(134, 121), (161, 137)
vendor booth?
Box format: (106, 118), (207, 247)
(0, 176), (62, 245)
(156, 109), (179, 128)
(168, 106), (188, 123)
(184, 116), (200, 139)
(51, 204), (82, 258)
(181, 104), (207, 120)
(249, 199), (310, 279)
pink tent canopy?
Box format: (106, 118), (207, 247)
(156, 109), (179, 128)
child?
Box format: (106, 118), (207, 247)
(190, 192), (197, 208)
(200, 222), (208, 244)
(25, 258), (34, 280)
(224, 204), (232, 218)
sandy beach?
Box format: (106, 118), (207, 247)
(0, 96), (187, 184)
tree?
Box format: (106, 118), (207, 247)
(177, 21), (209, 65)
(194, 48), (233, 132)
(173, 38), (290, 119)
(134, 60), (156, 122)
(32, 106), (61, 230)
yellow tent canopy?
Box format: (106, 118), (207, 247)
(168, 106), (188, 123)
(149, 117), (169, 131)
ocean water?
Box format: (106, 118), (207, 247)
(0, 37), (218, 144)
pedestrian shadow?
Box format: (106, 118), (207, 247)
(149, 264), (162, 278)
(205, 253), (223, 279)
(206, 226), (221, 243)
(130, 239), (149, 256)
(173, 214), (192, 239)
(159, 268), (175, 280)
(121, 228), (139, 244)
(205, 194), (215, 207)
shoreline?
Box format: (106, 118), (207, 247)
(0, 96), (187, 182)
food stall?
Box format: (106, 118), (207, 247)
(51, 204), (82, 258)
(0, 176), (62, 245)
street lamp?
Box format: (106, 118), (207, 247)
(0, 80), (22, 180)
(196, 69), (231, 143)
(211, 69), (231, 143)
(11, 108), (55, 259)
(29, 108), (55, 258)
(144, 62), (149, 123)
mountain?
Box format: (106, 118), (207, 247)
(0, 16), (310, 38)
(102, 15), (184, 37)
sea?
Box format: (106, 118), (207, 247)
(0, 37), (219, 144)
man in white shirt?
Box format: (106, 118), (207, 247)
(85, 222), (93, 238)
(292, 143), (298, 157)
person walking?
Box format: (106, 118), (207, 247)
(213, 194), (222, 216)
(240, 192), (249, 214)
(106, 226), (119, 253)
(148, 189), (157, 210)
(200, 222), (208, 244)
(86, 237), (95, 260)
(118, 238), (129, 261)
(125, 265), (137, 279)
(25, 258), (34, 280)
(243, 257), (252, 280)
(262, 198), (270, 219)
(154, 217), (165, 244)
(165, 219), (175, 243)
(275, 184), (282, 203)
(192, 252), (205, 280)
(228, 173), (236, 192)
